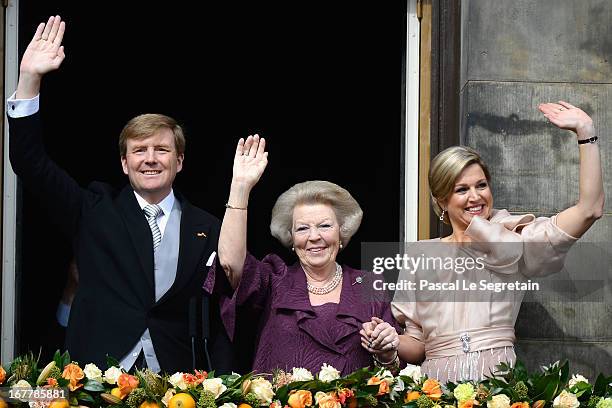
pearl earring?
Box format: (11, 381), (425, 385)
(339, 242), (343, 250)
(291, 246), (295, 251)
(439, 209), (445, 222)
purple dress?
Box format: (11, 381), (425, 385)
(207, 253), (397, 376)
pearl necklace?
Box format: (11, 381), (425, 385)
(307, 263), (343, 295)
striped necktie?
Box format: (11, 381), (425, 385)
(143, 204), (163, 251)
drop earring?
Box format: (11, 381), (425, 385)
(439, 209), (445, 222)
(339, 242), (343, 250)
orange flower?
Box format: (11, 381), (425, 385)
(367, 376), (390, 394)
(317, 393), (341, 408)
(117, 373), (139, 397)
(377, 381), (390, 396)
(405, 391), (421, 402)
(337, 389), (354, 405)
(532, 401), (545, 408)
(422, 379), (442, 400)
(288, 390), (313, 408)
(511, 403), (529, 408)
(367, 376), (382, 386)
(0, 366), (5, 384)
(61, 363), (85, 391)
(194, 370), (208, 382)
(459, 399), (477, 408)
(46, 378), (59, 387)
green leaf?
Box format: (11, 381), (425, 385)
(57, 377), (70, 387)
(559, 361), (570, 385)
(60, 351), (71, 368)
(536, 377), (560, 403)
(84, 379), (106, 392)
(53, 350), (63, 368)
(593, 374), (608, 395)
(76, 391), (96, 403)
(106, 355), (121, 369)
(275, 385), (289, 404)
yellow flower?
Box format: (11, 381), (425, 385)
(288, 390), (313, 408)
(61, 363), (85, 391)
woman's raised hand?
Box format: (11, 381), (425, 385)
(232, 134), (268, 188)
(538, 101), (594, 138)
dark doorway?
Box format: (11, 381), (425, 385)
(15, 1), (404, 370)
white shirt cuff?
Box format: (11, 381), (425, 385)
(7, 92), (40, 118)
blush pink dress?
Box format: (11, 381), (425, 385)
(392, 209), (578, 382)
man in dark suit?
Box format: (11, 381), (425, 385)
(7, 15), (232, 373)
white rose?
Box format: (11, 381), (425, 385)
(162, 388), (176, 407)
(318, 364), (340, 383)
(377, 369), (394, 386)
(169, 372), (189, 390)
(104, 366), (122, 385)
(399, 364), (422, 382)
(83, 363), (103, 382)
(291, 367), (314, 382)
(487, 394), (511, 408)
(219, 404), (238, 408)
(201, 378), (227, 398)
(12, 380), (32, 402)
(249, 377), (275, 405)
(553, 390), (580, 408)
(569, 374), (589, 388)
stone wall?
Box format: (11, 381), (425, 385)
(459, 0), (612, 375)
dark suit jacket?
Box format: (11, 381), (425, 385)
(8, 112), (233, 373)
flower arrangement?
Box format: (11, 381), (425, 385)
(0, 352), (610, 408)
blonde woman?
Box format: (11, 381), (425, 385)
(365, 101), (603, 382)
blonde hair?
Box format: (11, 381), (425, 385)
(119, 114), (186, 156)
(429, 146), (491, 224)
(270, 180), (363, 248)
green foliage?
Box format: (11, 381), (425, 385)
(244, 392), (262, 407)
(513, 381), (529, 402)
(417, 394), (435, 408)
(197, 390), (216, 408)
(84, 378), (107, 392)
(126, 388), (148, 408)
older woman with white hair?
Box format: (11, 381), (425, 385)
(366, 101), (604, 382)
(215, 135), (400, 375)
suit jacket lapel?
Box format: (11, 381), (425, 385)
(117, 185), (155, 296)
